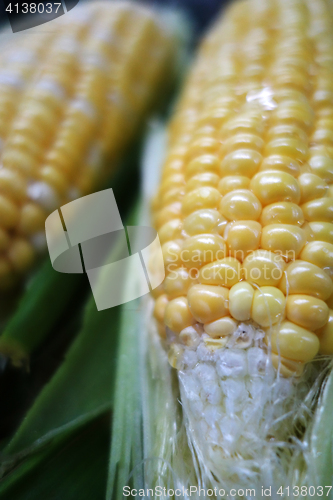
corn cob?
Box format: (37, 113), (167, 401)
(0, 1), (175, 289)
(149, 0), (333, 493)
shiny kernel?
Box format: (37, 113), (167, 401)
(185, 154), (220, 179)
(153, 294), (169, 323)
(261, 224), (306, 260)
(251, 286), (285, 327)
(155, 203), (181, 229)
(164, 267), (197, 299)
(0, 194), (19, 229)
(226, 220), (261, 260)
(279, 260), (333, 301)
(260, 202), (304, 227)
(199, 257), (241, 287)
(218, 175), (250, 195)
(186, 137), (219, 161)
(182, 187), (221, 216)
(269, 321), (319, 362)
(271, 101), (314, 129)
(164, 296), (195, 334)
(259, 155), (301, 178)
(267, 124), (307, 143)
(312, 128), (333, 146)
(271, 354), (304, 377)
(8, 238), (34, 273)
(187, 284), (229, 323)
(181, 234), (226, 269)
(162, 241), (182, 270)
(250, 171), (300, 206)
(219, 189), (262, 221)
(299, 241), (333, 276)
(286, 295), (329, 331)
(220, 133), (264, 156)
(317, 310), (333, 355)
(229, 282), (254, 321)
(204, 316), (237, 338)
(186, 172), (220, 192)
(160, 174), (185, 196)
(220, 149), (262, 178)
(18, 203), (46, 235)
(299, 173), (328, 203)
(308, 222), (333, 244)
(264, 137), (308, 162)
(243, 250), (286, 286)
(183, 209), (227, 237)
(309, 156), (333, 183)
(301, 198), (333, 222)
(161, 188), (184, 206)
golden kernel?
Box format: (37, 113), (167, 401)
(199, 257), (241, 287)
(185, 154), (220, 179)
(153, 294), (169, 323)
(250, 170), (300, 206)
(264, 137), (308, 162)
(162, 241), (182, 271)
(279, 260), (333, 301)
(269, 321), (319, 363)
(187, 284), (229, 323)
(261, 224), (306, 260)
(243, 250), (286, 287)
(220, 149), (262, 178)
(0, 194), (19, 229)
(183, 209), (227, 236)
(164, 296), (195, 334)
(309, 156), (333, 183)
(229, 282), (254, 321)
(251, 286), (286, 327)
(299, 241), (333, 276)
(301, 197), (333, 222)
(226, 220), (261, 260)
(259, 155), (301, 178)
(286, 295), (329, 331)
(218, 175), (250, 195)
(220, 133), (264, 156)
(182, 187), (221, 216)
(204, 316), (237, 338)
(18, 203), (46, 236)
(186, 172), (220, 192)
(164, 266), (197, 299)
(299, 173), (328, 203)
(154, 203), (182, 229)
(271, 354), (304, 377)
(308, 221), (333, 244)
(8, 238), (35, 273)
(219, 189), (262, 221)
(317, 310), (333, 355)
(181, 234), (227, 269)
(260, 202), (304, 227)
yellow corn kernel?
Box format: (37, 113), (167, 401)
(298, 173), (328, 203)
(0, 194), (20, 229)
(251, 286), (285, 327)
(155, 203), (182, 229)
(299, 241), (333, 276)
(267, 124), (307, 144)
(164, 267), (197, 299)
(181, 234), (226, 269)
(187, 284), (229, 324)
(167, 343), (184, 368)
(317, 310), (333, 355)
(219, 189), (262, 221)
(198, 257), (241, 287)
(229, 282), (254, 321)
(158, 219), (183, 245)
(182, 187), (221, 216)
(301, 198), (333, 222)
(186, 136), (219, 161)
(186, 173), (219, 192)
(309, 156), (333, 183)
(286, 295), (329, 331)
(271, 354), (304, 377)
(308, 222), (333, 244)
(226, 220), (261, 260)
(220, 133), (264, 157)
(183, 209), (227, 236)
(260, 202), (304, 227)
(259, 155), (301, 178)
(250, 171), (301, 206)
(18, 203), (46, 236)
(0, 169), (26, 202)
(261, 224), (306, 260)
(264, 137), (308, 162)
(204, 316), (237, 338)
(220, 149), (262, 177)
(271, 100), (313, 130)
(162, 241), (182, 271)
(153, 294), (169, 323)
(159, 174), (185, 196)
(185, 154), (220, 179)
(279, 260), (333, 301)
(243, 250), (286, 287)
(218, 175), (250, 195)
(269, 321), (320, 363)
(8, 238), (34, 273)
(164, 297), (195, 334)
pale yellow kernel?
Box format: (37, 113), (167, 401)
(164, 266), (197, 299)
(162, 241), (182, 271)
(309, 156), (333, 183)
(251, 286), (285, 327)
(181, 234), (226, 269)
(250, 171), (300, 206)
(267, 124), (307, 143)
(183, 209), (227, 236)
(2, 149), (38, 176)
(259, 155), (301, 178)
(299, 241), (333, 277)
(279, 260), (333, 301)
(162, 158), (184, 175)
(260, 202), (304, 227)
(219, 189), (262, 221)
(243, 250), (286, 287)
(168, 343), (184, 368)
(159, 174), (185, 196)
(186, 172), (220, 192)
(187, 284), (229, 323)
(220, 149), (262, 178)
(158, 219), (183, 245)
(161, 187), (184, 206)
(269, 321), (319, 363)
(186, 137), (219, 161)
(271, 354), (304, 377)
(229, 282), (254, 321)
(271, 100), (314, 129)
(153, 294), (169, 323)
(312, 128), (333, 146)
(226, 220), (261, 260)
(299, 173), (328, 204)
(220, 133), (264, 157)
(204, 316), (237, 338)
(301, 198), (333, 222)
(317, 310), (333, 355)
(182, 187), (221, 216)
(0, 194), (19, 229)
(154, 203), (181, 229)
(8, 238), (35, 273)
(198, 257), (241, 287)
(286, 295), (329, 331)
(0, 169), (26, 202)
(308, 222), (333, 244)
(218, 175), (250, 195)
(264, 137), (308, 162)
(185, 154), (220, 179)
(261, 224), (306, 260)
(164, 296), (195, 334)
(18, 203), (46, 236)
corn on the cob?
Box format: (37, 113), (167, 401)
(149, 0), (333, 493)
(0, 1), (175, 288)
